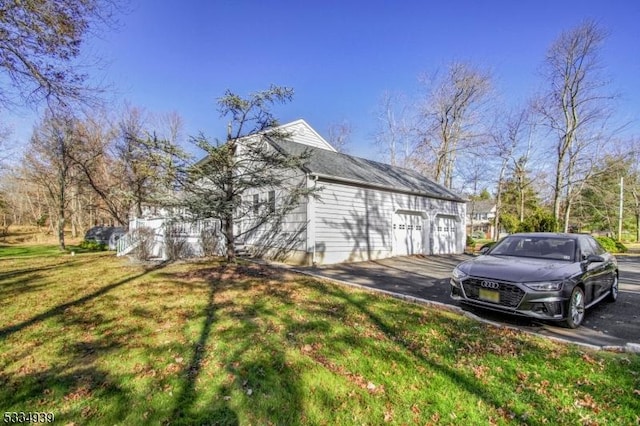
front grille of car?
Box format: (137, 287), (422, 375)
(461, 278), (525, 308)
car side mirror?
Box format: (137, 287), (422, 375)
(585, 254), (604, 264)
(479, 246), (491, 255)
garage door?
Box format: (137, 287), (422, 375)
(393, 213), (424, 256)
(433, 215), (457, 254)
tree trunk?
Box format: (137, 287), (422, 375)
(224, 213), (235, 262)
(58, 216), (66, 251)
(553, 162), (563, 232)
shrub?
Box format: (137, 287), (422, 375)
(164, 224), (192, 260)
(131, 227), (156, 261)
(595, 236), (627, 253)
(200, 227), (223, 257)
(466, 235), (475, 247)
(79, 240), (107, 251)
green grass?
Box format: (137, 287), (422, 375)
(0, 244), (67, 258)
(0, 248), (638, 425)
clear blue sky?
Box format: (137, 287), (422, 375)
(6, 0), (640, 160)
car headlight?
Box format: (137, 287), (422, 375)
(524, 281), (563, 291)
(452, 267), (468, 281)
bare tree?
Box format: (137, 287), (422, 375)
(69, 106), (187, 227)
(0, 123), (11, 165)
(23, 112), (78, 250)
(373, 91), (414, 168)
(326, 119), (352, 153)
(0, 0), (118, 109)
(535, 20), (616, 232)
(490, 107), (536, 237)
(417, 62), (493, 188)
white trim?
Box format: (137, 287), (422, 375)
(279, 119), (337, 152)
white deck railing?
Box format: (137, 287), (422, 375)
(117, 217), (223, 259)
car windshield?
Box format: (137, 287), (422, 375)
(489, 236), (575, 261)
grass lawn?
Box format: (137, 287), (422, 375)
(0, 244), (639, 425)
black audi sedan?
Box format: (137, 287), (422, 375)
(450, 233), (618, 328)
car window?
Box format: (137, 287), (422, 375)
(591, 238), (606, 255)
(581, 236), (605, 257)
(489, 236), (575, 261)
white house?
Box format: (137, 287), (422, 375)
(238, 120), (466, 265)
(467, 199), (497, 240)
(118, 119), (467, 264)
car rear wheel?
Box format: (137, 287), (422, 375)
(565, 286), (585, 329)
(607, 274), (619, 302)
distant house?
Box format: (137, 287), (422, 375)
(466, 199), (497, 239)
(119, 120), (467, 264)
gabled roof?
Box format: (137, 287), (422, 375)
(468, 199), (496, 214)
(269, 138), (465, 202)
(275, 119), (337, 152)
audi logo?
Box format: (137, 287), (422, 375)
(481, 281), (500, 289)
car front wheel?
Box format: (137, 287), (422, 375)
(565, 286), (585, 329)
(607, 274), (619, 302)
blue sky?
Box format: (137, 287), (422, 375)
(6, 0), (640, 160)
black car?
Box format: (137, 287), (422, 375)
(84, 226), (125, 250)
(450, 233), (618, 328)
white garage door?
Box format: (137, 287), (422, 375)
(393, 213), (424, 256)
(433, 215), (457, 254)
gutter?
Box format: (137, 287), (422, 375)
(309, 172), (465, 203)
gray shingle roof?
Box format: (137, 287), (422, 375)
(269, 138), (465, 202)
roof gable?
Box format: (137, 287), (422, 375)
(275, 119), (337, 152)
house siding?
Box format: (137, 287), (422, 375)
(285, 121), (336, 152)
(240, 172), (309, 264)
(312, 180), (465, 265)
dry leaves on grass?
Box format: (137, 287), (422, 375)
(301, 343), (385, 395)
(575, 393), (601, 414)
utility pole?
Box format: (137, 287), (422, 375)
(618, 177), (624, 240)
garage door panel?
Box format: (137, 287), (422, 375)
(394, 213), (423, 256)
(433, 216), (456, 254)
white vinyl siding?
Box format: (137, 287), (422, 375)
(240, 172), (308, 256)
(286, 121), (337, 152)
(312, 181), (465, 264)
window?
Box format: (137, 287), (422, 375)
(268, 190), (276, 213)
(253, 194), (259, 214)
(582, 236), (604, 257)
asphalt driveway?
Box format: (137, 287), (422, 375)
(297, 254), (640, 350)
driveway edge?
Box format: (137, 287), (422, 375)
(270, 263), (640, 354)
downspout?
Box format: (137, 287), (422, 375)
(310, 174), (319, 266)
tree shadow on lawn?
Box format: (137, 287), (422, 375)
(0, 256), (101, 301)
(305, 278), (564, 421)
(0, 265), (160, 340)
(0, 364), (132, 423)
(157, 262), (547, 423)
(160, 263), (305, 426)
(0, 254), (97, 279)
(0, 282), (146, 422)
